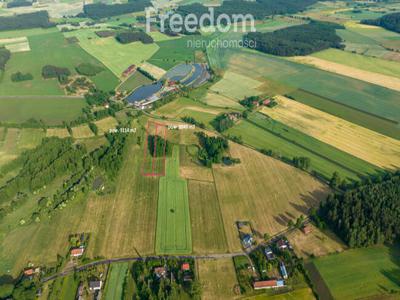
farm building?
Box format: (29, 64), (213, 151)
(181, 263), (190, 271)
(280, 262), (288, 279)
(242, 234), (254, 248)
(89, 280), (102, 291)
(253, 279), (285, 290)
(265, 247), (275, 260)
(276, 239), (288, 250)
(302, 224), (313, 235)
(154, 267), (167, 278)
(70, 247), (85, 257)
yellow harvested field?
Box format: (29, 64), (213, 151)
(213, 143), (330, 252)
(94, 116), (118, 135)
(71, 125), (95, 139)
(198, 258), (239, 300)
(291, 56), (400, 92)
(46, 128), (71, 138)
(210, 70), (264, 100)
(0, 37), (30, 53)
(0, 128), (20, 166)
(262, 96), (400, 169)
(287, 225), (346, 259)
(139, 61), (166, 79)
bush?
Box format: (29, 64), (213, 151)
(0, 47), (11, 70)
(11, 71), (33, 82)
(42, 65), (71, 79)
(116, 31), (153, 44)
(76, 63), (104, 76)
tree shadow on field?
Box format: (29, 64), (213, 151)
(274, 213), (291, 227)
(291, 188), (330, 215)
(0, 274), (14, 285)
(381, 245), (400, 290)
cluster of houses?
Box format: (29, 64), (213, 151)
(252, 238), (293, 290)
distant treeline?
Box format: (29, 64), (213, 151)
(116, 31), (153, 44)
(362, 12), (400, 33)
(0, 47), (11, 70)
(82, 0), (151, 19)
(0, 11), (54, 31)
(177, 0), (318, 21)
(244, 21), (344, 56)
(7, 0), (32, 8)
(316, 171), (400, 248)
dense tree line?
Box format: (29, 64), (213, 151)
(197, 132), (228, 166)
(318, 171), (400, 247)
(0, 11), (54, 31)
(11, 71), (33, 82)
(137, 67), (156, 81)
(147, 135), (171, 157)
(7, 0), (32, 8)
(177, 0), (318, 21)
(0, 47), (11, 70)
(244, 21), (344, 56)
(362, 12), (400, 33)
(116, 31), (153, 44)
(181, 116), (205, 128)
(75, 63), (104, 76)
(82, 0), (151, 19)
(212, 113), (239, 132)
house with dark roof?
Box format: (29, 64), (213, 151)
(89, 280), (102, 291)
(280, 261), (288, 279)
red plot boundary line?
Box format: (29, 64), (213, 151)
(141, 121), (168, 177)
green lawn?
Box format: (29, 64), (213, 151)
(0, 31), (119, 95)
(48, 274), (79, 300)
(0, 96), (86, 125)
(64, 28), (159, 77)
(148, 35), (210, 70)
(104, 262), (129, 300)
(117, 71), (152, 92)
(156, 145), (192, 254)
(226, 114), (380, 181)
(312, 48), (400, 79)
(313, 245), (400, 300)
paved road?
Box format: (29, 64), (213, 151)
(42, 252), (245, 282)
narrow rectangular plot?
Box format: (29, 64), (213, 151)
(142, 121), (167, 177)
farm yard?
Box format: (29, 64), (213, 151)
(213, 143), (330, 252)
(312, 245), (400, 299)
(262, 96), (400, 169)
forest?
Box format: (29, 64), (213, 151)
(0, 11), (54, 31)
(0, 47), (11, 70)
(82, 0), (151, 19)
(116, 31), (154, 44)
(244, 21), (344, 56)
(177, 0), (318, 21)
(197, 132), (229, 166)
(362, 12), (400, 33)
(6, 0), (32, 8)
(318, 172), (400, 248)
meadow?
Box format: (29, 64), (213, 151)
(0, 129), (159, 275)
(0, 96), (86, 125)
(0, 31), (119, 95)
(71, 124), (95, 139)
(188, 180), (228, 254)
(313, 245), (400, 299)
(226, 116), (376, 181)
(148, 35), (210, 70)
(262, 97), (400, 169)
(104, 263), (129, 300)
(156, 145), (192, 254)
(222, 49), (400, 123)
(116, 71), (152, 92)
(94, 116), (118, 135)
(198, 258), (239, 300)
(213, 143), (330, 251)
(64, 28), (159, 77)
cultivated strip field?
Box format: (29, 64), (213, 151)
(188, 180), (228, 254)
(71, 124), (95, 139)
(156, 145), (192, 254)
(46, 128), (71, 138)
(103, 263), (128, 300)
(94, 116), (118, 135)
(198, 258), (239, 300)
(262, 96), (400, 169)
(291, 55), (400, 91)
(213, 143), (330, 252)
(0, 36), (30, 53)
(139, 62), (166, 79)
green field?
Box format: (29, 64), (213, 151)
(148, 35), (209, 70)
(287, 89), (400, 140)
(104, 262), (129, 300)
(0, 31), (119, 95)
(156, 145), (192, 254)
(117, 71), (152, 92)
(48, 274), (79, 300)
(226, 112), (381, 181)
(64, 29), (159, 77)
(313, 245), (400, 299)
(0, 96), (86, 125)
(313, 48), (400, 79)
